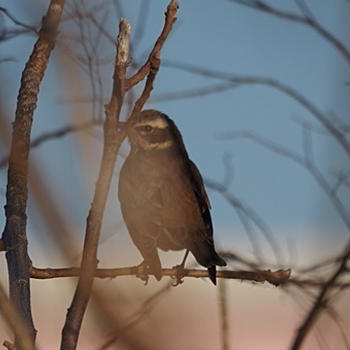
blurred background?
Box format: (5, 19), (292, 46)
(0, 0), (349, 348)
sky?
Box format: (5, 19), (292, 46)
(0, 0), (349, 348)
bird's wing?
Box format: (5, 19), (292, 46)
(118, 158), (163, 242)
(159, 157), (213, 242)
(188, 159), (213, 235)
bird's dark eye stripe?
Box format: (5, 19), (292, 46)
(137, 125), (153, 132)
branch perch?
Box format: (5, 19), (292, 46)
(60, 2), (178, 348)
(30, 266), (291, 286)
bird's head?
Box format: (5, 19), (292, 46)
(124, 110), (178, 152)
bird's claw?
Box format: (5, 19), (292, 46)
(171, 264), (185, 286)
(135, 262), (149, 285)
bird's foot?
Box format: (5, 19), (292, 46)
(171, 264), (186, 286)
(135, 262), (149, 285)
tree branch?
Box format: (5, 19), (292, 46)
(289, 244), (350, 349)
(228, 0), (350, 63)
(1, 1), (65, 347)
(162, 60), (350, 156)
(0, 121), (97, 170)
(30, 266), (291, 286)
(0, 7), (38, 35)
(60, 18), (130, 350)
(0, 282), (34, 350)
(125, 0), (179, 91)
(219, 130), (350, 230)
(60, 2), (179, 348)
(27, 265), (349, 289)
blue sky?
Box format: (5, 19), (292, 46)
(0, 1), (349, 348)
(0, 0), (349, 265)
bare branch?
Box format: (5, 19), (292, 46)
(228, 0), (350, 63)
(30, 266), (291, 286)
(1, 0), (65, 346)
(162, 60), (350, 155)
(205, 177), (282, 264)
(60, 18), (130, 350)
(0, 7), (38, 34)
(151, 82), (238, 102)
(0, 121), (97, 169)
(125, 0), (179, 90)
(99, 283), (172, 350)
(289, 245), (350, 348)
(61, 1), (179, 346)
(28, 265), (349, 289)
(0, 281), (35, 350)
(220, 130), (350, 230)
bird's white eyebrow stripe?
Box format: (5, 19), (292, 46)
(136, 118), (168, 129)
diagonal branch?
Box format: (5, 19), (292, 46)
(60, 2), (179, 348)
(204, 177), (282, 264)
(125, 0), (179, 91)
(220, 130), (350, 230)
(228, 0), (350, 63)
(0, 7), (38, 34)
(1, 0), (65, 347)
(60, 18), (130, 350)
(0, 121), (97, 170)
(162, 60), (350, 156)
(289, 243), (350, 349)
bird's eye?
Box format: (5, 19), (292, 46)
(136, 125), (154, 134)
(143, 125), (153, 132)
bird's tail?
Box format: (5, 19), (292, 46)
(190, 243), (226, 285)
(208, 266), (217, 285)
(208, 252), (226, 285)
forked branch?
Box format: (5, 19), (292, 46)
(60, 18), (130, 350)
(60, 2), (179, 348)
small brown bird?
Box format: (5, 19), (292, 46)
(118, 110), (226, 285)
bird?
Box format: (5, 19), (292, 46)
(118, 109), (226, 285)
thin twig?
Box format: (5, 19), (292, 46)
(1, 0), (65, 346)
(289, 244), (350, 349)
(151, 82), (238, 102)
(99, 283), (172, 350)
(228, 0), (350, 63)
(0, 121), (97, 169)
(0, 7), (39, 34)
(162, 60), (350, 155)
(220, 130), (350, 230)
(125, 0), (179, 90)
(205, 177), (282, 264)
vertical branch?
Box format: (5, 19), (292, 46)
(61, 2), (178, 348)
(1, 0), (65, 347)
(60, 19), (131, 350)
(218, 279), (229, 350)
(289, 245), (350, 349)
(0, 282), (33, 350)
